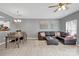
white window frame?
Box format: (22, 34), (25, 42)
(66, 19), (77, 35)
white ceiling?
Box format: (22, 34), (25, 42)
(0, 3), (79, 19)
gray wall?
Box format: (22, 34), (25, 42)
(0, 10), (14, 43)
(14, 19), (60, 39)
(60, 11), (79, 44)
(0, 19), (60, 43)
(0, 18), (13, 43)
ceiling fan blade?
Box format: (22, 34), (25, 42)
(48, 5), (58, 8)
(54, 8), (59, 12)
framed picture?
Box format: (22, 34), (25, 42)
(40, 21), (49, 29)
(0, 21), (10, 31)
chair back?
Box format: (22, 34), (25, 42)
(7, 32), (16, 40)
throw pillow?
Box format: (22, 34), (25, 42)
(55, 32), (60, 37)
(40, 32), (45, 37)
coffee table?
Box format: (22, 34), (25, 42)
(46, 36), (59, 45)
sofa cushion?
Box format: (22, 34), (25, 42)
(40, 32), (45, 37)
(50, 32), (55, 36)
(60, 32), (68, 37)
(55, 32), (60, 37)
(45, 32), (51, 36)
(64, 36), (74, 40)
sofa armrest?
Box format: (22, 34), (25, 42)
(38, 32), (46, 40)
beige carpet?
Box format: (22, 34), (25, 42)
(0, 39), (79, 56)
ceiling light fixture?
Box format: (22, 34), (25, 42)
(61, 5), (66, 10)
(58, 5), (66, 11)
(14, 10), (21, 23)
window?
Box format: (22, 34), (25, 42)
(66, 20), (77, 35)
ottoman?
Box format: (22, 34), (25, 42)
(46, 36), (59, 45)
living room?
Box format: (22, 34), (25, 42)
(0, 2), (79, 56)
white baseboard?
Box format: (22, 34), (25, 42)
(27, 37), (38, 40)
(0, 42), (5, 46)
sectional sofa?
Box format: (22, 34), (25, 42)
(38, 31), (77, 45)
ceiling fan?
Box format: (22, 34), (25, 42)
(48, 3), (71, 12)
